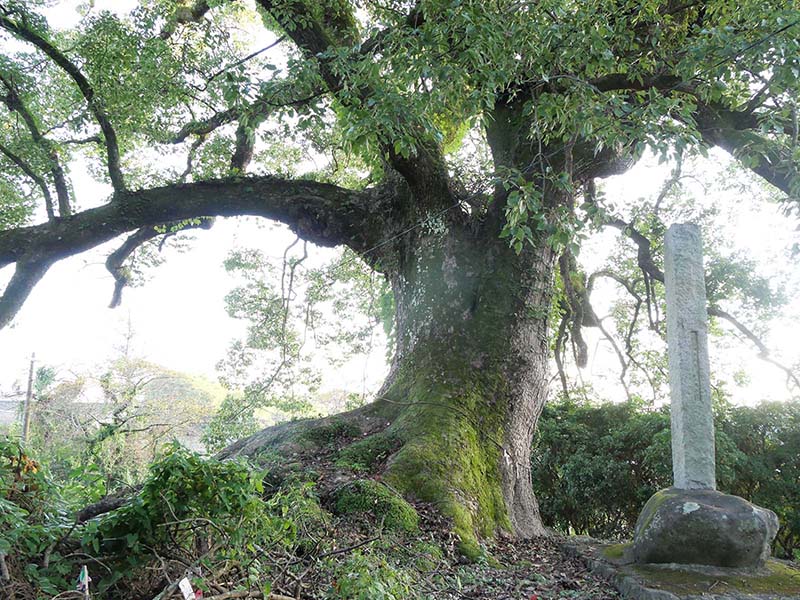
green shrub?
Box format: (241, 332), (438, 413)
(327, 550), (414, 599)
(531, 398), (800, 558)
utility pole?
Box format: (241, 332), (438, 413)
(21, 353), (35, 444)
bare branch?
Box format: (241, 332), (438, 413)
(595, 316), (632, 401)
(589, 270), (659, 403)
(590, 188), (800, 396)
(708, 306), (800, 392)
(554, 313), (570, 397)
(105, 219), (215, 308)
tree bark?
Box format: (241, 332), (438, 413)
(223, 213), (558, 551)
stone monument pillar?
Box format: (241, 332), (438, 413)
(631, 224), (778, 568)
(664, 224), (716, 491)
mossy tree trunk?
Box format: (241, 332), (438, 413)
(219, 93), (631, 552)
(375, 220), (558, 547)
(223, 191), (566, 553)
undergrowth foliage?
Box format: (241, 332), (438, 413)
(0, 440), (439, 599)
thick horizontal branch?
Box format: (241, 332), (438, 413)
(563, 69), (797, 196)
(1, 177), (389, 268)
(0, 176), (394, 328)
(695, 105), (796, 196)
(75, 493), (134, 523)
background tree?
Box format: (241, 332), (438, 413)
(12, 357), (219, 495)
(552, 155), (797, 404)
(0, 0), (799, 554)
(204, 243), (390, 450)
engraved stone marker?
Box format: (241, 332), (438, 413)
(632, 224), (778, 567)
(664, 223), (715, 490)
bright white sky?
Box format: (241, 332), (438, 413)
(0, 1), (798, 407)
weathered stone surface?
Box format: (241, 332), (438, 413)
(564, 536), (800, 600)
(632, 488), (779, 568)
(664, 224), (715, 490)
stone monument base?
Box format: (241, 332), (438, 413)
(632, 488), (779, 568)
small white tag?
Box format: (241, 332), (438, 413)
(178, 577), (195, 600)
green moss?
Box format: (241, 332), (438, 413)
(410, 541), (444, 571)
(457, 538), (484, 562)
(377, 342), (512, 559)
(300, 419), (360, 447)
(637, 488), (678, 533)
(333, 479), (419, 533)
(630, 560), (800, 595)
(329, 550), (413, 599)
(602, 542), (632, 560)
(335, 432), (401, 473)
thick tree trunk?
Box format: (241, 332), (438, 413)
(376, 222), (556, 548)
(224, 218), (557, 555)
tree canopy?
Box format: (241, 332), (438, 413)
(0, 0), (798, 325)
(1, 0), (800, 561)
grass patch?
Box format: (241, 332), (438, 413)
(602, 542), (632, 560)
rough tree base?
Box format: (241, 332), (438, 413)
(219, 344), (546, 558)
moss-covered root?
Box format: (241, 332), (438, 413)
(332, 479), (419, 533)
(372, 366), (514, 561)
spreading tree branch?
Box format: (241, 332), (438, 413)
(0, 10), (126, 191)
(0, 141), (55, 219)
(0, 74), (70, 216)
(695, 106), (797, 197)
(256, 0), (451, 206)
(0, 176), (394, 329)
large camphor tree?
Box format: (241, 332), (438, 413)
(0, 0), (798, 552)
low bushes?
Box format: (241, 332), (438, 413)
(531, 398), (800, 559)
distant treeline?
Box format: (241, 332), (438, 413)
(532, 398), (800, 559)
